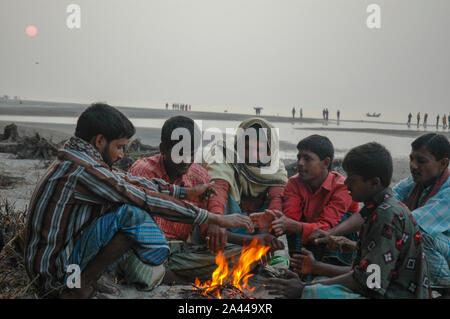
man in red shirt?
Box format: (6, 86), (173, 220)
(254, 135), (359, 264)
(125, 116), (246, 286)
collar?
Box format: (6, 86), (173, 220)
(320, 172), (334, 191)
(360, 187), (393, 219)
(63, 136), (104, 163)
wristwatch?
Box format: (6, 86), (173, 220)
(179, 185), (187, 199)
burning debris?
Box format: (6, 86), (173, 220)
(191, 239), (271, 299)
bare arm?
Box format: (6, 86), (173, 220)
(328, 212), (364, 236)
(311, 271), (363, 294)
(290, 248), (351, 278)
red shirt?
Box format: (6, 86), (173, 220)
(282, 171), (359, 243)
(128, 153), (210, 240)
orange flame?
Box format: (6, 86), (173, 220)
(194, 238), (270, 298)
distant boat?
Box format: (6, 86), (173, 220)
(366, 112), (381, 118)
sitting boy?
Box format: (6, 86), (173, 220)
(267, 142), (430, 299)
(309, 133), (449, 295)
(253, 135), (359, 265)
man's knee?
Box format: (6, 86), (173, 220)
(115, 204), (150, 227)
(139, 246), (170, 266)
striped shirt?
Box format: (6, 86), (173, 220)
(24, 137), (208, 296)
(393, 172), (450, 238)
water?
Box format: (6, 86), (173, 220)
(0, 115), (433, 160)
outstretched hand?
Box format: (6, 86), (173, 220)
(210, 213), (255, 234)
(290, 248), (317, 275)
(249, 210), (275, 229)
(308, 228), (330, 245)
(323, 235), (357, 253)
(266, 269), (305, 299)
(205, 224), (227, 254)
(267, 209), (300, 237)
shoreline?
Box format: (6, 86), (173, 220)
(0, 100), (407, 125)
(295, 126), (450, 139)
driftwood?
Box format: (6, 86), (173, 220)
(0, 124), (19, 142)
(0, 175), (25, 188)
(114, 138), (159, 171)
(0, 124), (58, 160)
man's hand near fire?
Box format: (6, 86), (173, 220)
(314, 235), (357, 253)
(206, 213), (255, 234)
(254, 232), (285, 265)
(253, 209), (302, 237)
(205, 223), (228, 254)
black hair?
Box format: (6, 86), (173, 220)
(342, 142), (393, 187)
(297, 135), (334, 170)
(411, 133), (450, 161)
(75, 103), (135, 143)
(161, 116), (200, 150)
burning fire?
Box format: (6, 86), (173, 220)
(194, 239), (270, 299)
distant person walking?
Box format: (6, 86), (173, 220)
(337, 110), (340, 121)
(292, 107), (296, 119)
(165, 103), (169, 110)
(325, 108), (329, 121)
(416, 112), (421, 128)
(299, 108), (303, 120)
(436, 114), (440, 130)
(443, 114), (448, 129)
(407, 112), (412, 127)
(423, 113), (428, 128)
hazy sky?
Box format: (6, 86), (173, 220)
(0, 0), (449, 121)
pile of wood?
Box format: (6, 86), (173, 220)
(0, 175), (25, 188)
(114, 138), (159, 171)
(0, 124), (58, 160)
(190, 283), (254, 299)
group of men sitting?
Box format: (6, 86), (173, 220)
(23, 103), (449, 299)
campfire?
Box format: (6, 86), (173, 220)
(193, 239), (270, 299)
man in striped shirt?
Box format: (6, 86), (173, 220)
(24, 103), (253, 298)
